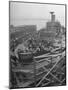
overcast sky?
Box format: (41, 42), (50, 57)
(10, 2), (65, 30)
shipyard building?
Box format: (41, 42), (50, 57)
(39, 12), (61, 41)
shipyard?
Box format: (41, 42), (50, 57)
(10, 10), (66, 88)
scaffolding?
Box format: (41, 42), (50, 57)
(10, 47), (66, 88)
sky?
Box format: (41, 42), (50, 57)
(10, 2), (65, 30)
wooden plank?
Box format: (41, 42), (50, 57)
(43, 66), (62, 83)
(12, 59), (50, 73)
(34, 51), (65, 59)
(36, 52), (65, 86)
(36, 58), (51, 63)
(41, 81), (51, 86)
(34, 53), (50, 59)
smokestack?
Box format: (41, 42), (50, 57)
(50, 12), (55, 22)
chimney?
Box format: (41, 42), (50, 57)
(50, 12), (55, 22)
